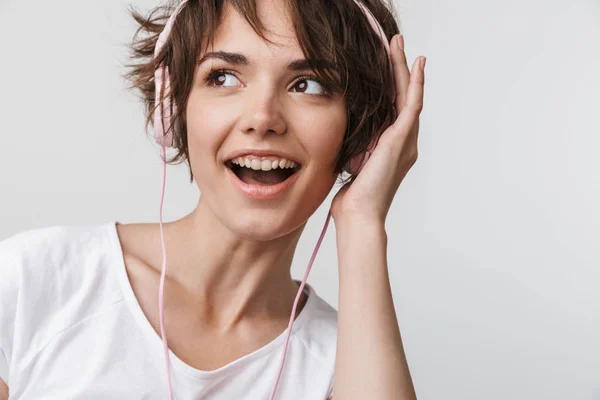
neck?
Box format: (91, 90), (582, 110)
(156, 197), (307, 331)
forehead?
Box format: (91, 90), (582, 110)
(209, 0), (301, 57)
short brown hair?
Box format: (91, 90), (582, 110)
(124, 0), (399, 184)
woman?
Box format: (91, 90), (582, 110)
(0, 0), (425, 398)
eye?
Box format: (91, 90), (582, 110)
(203, 68), (331, 97)
(292, 76), (330, 96)
(204, 69), (241, 88)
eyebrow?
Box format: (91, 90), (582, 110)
(197, 51), (336, 71)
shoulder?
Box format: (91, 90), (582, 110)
(0, 221), (124, 383)
(292, 284), (338, 398)
(0, 220), (123, 301)
(295, 284), (338, 363)
(0, 222), (113, 268)
(1, 222), (120, 295)
(0, 224), (63, 262)
(0, 220), (122, 309)
(305, 289), (338, 335)
(0, 221), (121, 326)
(0, 224), (80, 299)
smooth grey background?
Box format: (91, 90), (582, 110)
(1, 0), (599, 399)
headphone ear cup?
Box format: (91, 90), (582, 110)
(344, 135), (379, 175)
(345, 152), (368, 175)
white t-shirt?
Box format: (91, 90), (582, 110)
(0, 221), (338, 399)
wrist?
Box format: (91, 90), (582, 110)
(333, 215), (387, 237)
(333, 210), (385, 226)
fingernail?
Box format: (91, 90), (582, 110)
(397, 34), (404, 50)
(421, 57), (427, 71)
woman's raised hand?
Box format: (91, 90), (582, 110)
(331, 34), (426, 224)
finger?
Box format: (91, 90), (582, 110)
(391, 57), (425, 134)
(390, 34), (411, 114)
(414, 116), (420, 143)
(403, 57), (425, 115)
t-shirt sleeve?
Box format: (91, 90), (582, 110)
(0, 232), (23, 384)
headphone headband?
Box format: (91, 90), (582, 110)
(153, 0), (395, 148)
(151, 4), (396, 400)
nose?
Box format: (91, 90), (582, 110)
(238, 84), (287, 137)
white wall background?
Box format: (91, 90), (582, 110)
(1, 0), (599, 399)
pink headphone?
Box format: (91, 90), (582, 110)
(151, 1), (394, 399)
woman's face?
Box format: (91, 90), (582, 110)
(185, 0), (347, 240)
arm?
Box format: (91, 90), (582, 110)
(330, 218), (416, 400)
(0, 378), (8, 400)
(327, 33), (425, 400)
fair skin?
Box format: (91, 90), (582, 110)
(113, 0), (347, 371)
(328, 28), (423, 397)
(0, 0), (424, 397)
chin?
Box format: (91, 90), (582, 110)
(195, 162), (336, 241)
(223, 206), (308, 242)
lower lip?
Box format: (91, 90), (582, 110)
(226, 166), (300, 200)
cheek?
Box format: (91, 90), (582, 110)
(292, 105), (347, 212)
(184, 93), (234, 181)
(298, 106), (347, 171)
(180, 93), (346, 238)
(186, 94), (229, 149)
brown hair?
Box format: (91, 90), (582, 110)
(124, 0), (400, 184)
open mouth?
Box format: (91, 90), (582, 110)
(225, 159), (301, 186)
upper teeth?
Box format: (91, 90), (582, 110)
(231, 157), (297, 171)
